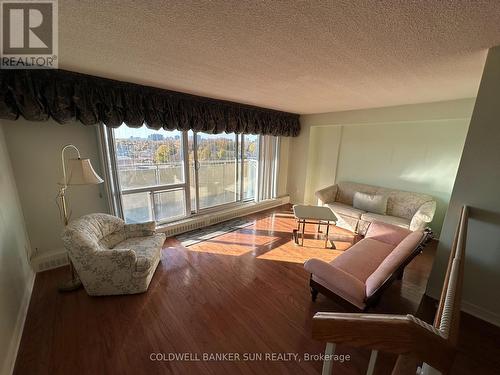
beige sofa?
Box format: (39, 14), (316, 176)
(304, 221), (430, 310)
(62, 213), (166, 296)
(315, 181), (436, 235)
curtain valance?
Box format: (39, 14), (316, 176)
(0, 69), (300, 136)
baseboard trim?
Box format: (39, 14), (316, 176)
(30, 247), (69, 273)
(424, 292), (500, 328)
(461, 300), (500, 327)
(6, 270), (35, 375)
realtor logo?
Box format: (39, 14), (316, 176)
(1, 0), (58, 68)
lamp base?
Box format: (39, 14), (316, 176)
(58, 278), (82, 292)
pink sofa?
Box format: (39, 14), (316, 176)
(304, 221), (430, 310)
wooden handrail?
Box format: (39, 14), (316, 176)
(434, 205), (468, 345)
(312, 205), (469, 375)
(312, 313), (455, 372)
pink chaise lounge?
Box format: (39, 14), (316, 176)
(304, 221), (431, 310)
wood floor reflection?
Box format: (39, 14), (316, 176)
(15, 205), (498, 375)
(187, 209), (353, 263)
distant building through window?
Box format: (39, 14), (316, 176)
(107, 125), (274, 224)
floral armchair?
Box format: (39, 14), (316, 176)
(62, 213), (166, 296)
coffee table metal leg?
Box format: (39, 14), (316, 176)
(325, 220), (330, 248)
(301, 219), (305, 246)
(293, 220), (300, 244)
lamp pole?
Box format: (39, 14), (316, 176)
(58, 144), (83, 292)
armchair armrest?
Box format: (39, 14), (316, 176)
(315, 184), (338, 204)
(304, 258), (366, 306)
(124, 221), (156, 238)
(410, 201), (436, 231)
(93, 249), (136, 271)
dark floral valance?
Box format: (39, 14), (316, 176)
(0, 69), (300, 137)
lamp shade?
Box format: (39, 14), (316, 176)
(63, 158), (104, 185)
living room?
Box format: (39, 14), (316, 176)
(1, 2), (500, 375)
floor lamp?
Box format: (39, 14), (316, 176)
(58, 144), (104, 292)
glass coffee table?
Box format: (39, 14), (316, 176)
(292, 205), (338, 248)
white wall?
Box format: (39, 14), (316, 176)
(288, 98), (475, 234)
(277, 136), (290, 197)
(1, 118), (291, 256)
(335, 121), (469, 233)
(2, 119), (108, 256)
(303, 126), (342, 204)
(0, 124), (34, 375)
(427, 46), (500, 326)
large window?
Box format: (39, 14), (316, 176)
(108, 125), (274, 224)
(191, 132), (238, 210)
(113, 127), (188, 223)
(242, 134), (259, 200)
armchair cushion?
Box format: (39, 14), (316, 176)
(100, 230), (127, 249)
(114, 234), (165, 273)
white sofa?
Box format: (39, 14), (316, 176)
(62, 213), (166, 296)
(315, 181), (436, 235)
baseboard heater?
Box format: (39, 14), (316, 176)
(158, 196), (290, 237)
(31, 196), (290, 272)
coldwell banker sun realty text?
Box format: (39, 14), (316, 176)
(1, 0), (58, 68)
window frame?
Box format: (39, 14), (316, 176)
(103, 125), (276, 225)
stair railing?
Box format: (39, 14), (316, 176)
(311, 205), (469, 375)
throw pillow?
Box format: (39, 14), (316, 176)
(353, 192), (388, 214)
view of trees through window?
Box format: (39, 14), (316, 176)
(113, 125), (259, 223)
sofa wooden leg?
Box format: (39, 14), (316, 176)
(310, 286), (319, 302)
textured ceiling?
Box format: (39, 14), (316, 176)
(59, 1), (500, 114)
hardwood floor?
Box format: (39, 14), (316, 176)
(14, 205), (497, 374)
